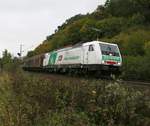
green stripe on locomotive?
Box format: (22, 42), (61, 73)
(64, 56), (80, 61)
(48, 51), (58, 65)
(102, 55), (121, 62)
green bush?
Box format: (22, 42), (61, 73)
(122, 56), (150, 81)
(128, 13), (145, 26)
(0, 72), (149, 126)
(144, 41), (150, 56)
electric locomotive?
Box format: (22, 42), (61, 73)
(23, 41), (122, 76)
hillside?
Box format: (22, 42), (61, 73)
(27, 0), (150, 56)
(27, 0), (150, 80)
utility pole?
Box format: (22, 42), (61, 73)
(18, 44), (24, 59)
(20, 44), (23, 57)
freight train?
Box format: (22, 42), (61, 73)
(23, 41), (122, 77)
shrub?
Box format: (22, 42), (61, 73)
(0, 72), (149, 126)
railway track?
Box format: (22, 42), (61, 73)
(26, 71), (150, 88)
(118, 80), (150, 87)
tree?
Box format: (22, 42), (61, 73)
(144, 41), (150, 56)
(105, 0), (150, 22)
(1, 50), (12, 65)
(91, 5), (108, 20)
(0, 50), (13, 71)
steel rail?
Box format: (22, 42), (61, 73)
(118, 80), (150, 87)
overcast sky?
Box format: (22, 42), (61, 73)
(0, 0), (106, 57)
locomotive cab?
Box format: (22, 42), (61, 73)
(99, 42), (122, 66)
(83, 41), (122, 66)
(82, 41), (122, 75)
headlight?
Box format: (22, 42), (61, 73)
(102, 61), (105, 64)
(117, 62), (121, 65)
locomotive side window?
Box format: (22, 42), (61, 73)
(89, 45), (94, 51)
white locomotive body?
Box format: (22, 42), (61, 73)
(44, 41), (122, 66)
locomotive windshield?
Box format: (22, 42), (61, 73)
(99, 43), (120, 57)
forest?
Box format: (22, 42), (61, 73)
(27, 0), (150, 81)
